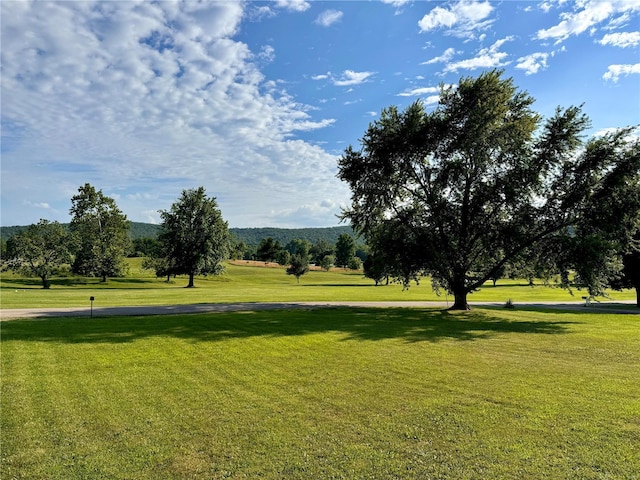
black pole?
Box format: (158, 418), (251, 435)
(90, 296), (94, 318)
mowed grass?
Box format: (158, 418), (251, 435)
(2, 307), (639, 479)
(1, 259), (635, 309)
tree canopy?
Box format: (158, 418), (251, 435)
(338, 70), (639, 309)
(158, 187), (230, 288)
(7, 220), (71, 288)
(335, 233), (356, 268)
(69, 183), (131, 282)
(286, 253), (309, 284)
(565, 133), (640, 305)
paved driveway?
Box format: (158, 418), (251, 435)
(1, 300), (637, 320)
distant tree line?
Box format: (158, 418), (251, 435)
(1, 184), (364, 288)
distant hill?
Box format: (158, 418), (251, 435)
(1, 222), (357, 246)
(229, 226), (356, 246)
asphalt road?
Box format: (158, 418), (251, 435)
(1, 300), (638, 320)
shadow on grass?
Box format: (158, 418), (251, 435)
(0, 307), (574, 345)
(1, 277), (166, 289)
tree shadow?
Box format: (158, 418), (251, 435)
(0, 277), (162, 289)
(0, 307), (574, 345)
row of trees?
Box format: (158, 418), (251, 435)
(6, 184), (360, 289)
(5, 185), (232, 288)
(252, 233), (362, 270)
(338, 69), (639, 309)
(5, 184), (132, 288)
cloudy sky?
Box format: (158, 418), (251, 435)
(2, 0), (639, 228)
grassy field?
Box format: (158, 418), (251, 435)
(1, 259), (635, 309)
(2, 307), (639, 479)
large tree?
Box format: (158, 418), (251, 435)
(338, 70), (637, 309)
(335, 233), (356, 268)
(257, 237), (282, 263)
(565, 134), (640, 305)
(69, 183), (131, 282)
(8, 220), (71, 288)
(159, 187), (230, 288)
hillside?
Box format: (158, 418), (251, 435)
(1, 223), (357, 246)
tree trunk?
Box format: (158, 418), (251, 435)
(101, 273), (107, 282)
(41, 276), (50, 289)
(187, 272), (195, 288)
(450, 290), (470, 310)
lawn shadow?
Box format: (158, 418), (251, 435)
(1, 307), (574, 345)
(1, 277), (165, 289)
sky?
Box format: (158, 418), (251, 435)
(1, 0), (639, 228)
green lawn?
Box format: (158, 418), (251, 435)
(1, 259), (635, 309)
(2, 307), (639, 479)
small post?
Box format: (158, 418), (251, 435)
(90, 296), (95, 318)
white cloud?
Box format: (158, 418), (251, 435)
(418, 0), (494, 37)
(332, 70), (375, 86)
(275, 0), (311, 12)
(397, 86), (440, 96)
(599, 31), (640, 47)
(443, 37), (514, 73)
(0, 1), (344, 227)
(381, 0), (411, 14)
(594, 125), (640, 139)
(516, 52), (550, 75)
(259, 45), (276, 62)
(536, 0), (640, 43)
(603, 63), (640, 81)
(381, 0), (412, 6)
(268, 198), (347, 228)
(315, 9), (343, 27)
(422, 47), (458, 65)
(397, 86), (444, 106)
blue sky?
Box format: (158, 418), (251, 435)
(2, 0), (639, 228)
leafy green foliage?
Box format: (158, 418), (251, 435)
(565, 133), (640, 304)
(335, 233), (356, 268)
(69, 183), (130, 281)
(256, 237), (282, 262)
(5, 220), (71, 288)
(286, 253), (309, 283)
(158, 187), (230, 288)
(338, 70), (634, 309)
(310, 239), (335, 265)
(230, 226), (355, 247)
(319, 254), (334, 271)
(275, 249), (291, 266)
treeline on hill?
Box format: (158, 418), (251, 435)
(1, 221), (364, 268)
(1, 223), (355, 246)
(0, 185), (365, 289)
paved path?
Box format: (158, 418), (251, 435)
(1, 300), (638, 320)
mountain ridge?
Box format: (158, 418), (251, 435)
(1, 222), (357, 246)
